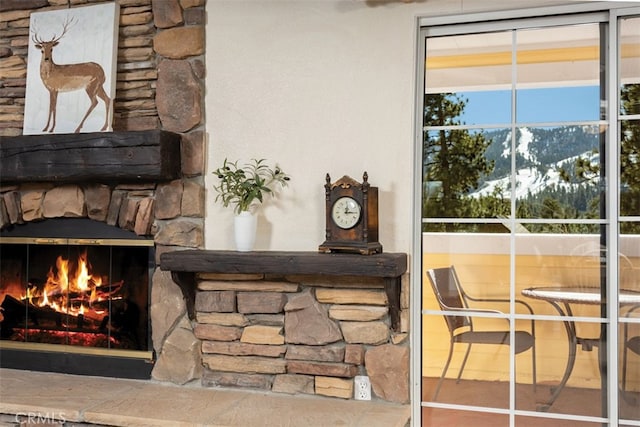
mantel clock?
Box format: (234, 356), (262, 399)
(318, 172), (382, 255)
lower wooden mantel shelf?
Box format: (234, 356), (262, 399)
(160, 250), (407, 331)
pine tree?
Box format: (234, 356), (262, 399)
(620, 84), (640, 230)
(422, 93), (495, 230)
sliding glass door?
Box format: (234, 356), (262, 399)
(418, 7), (639, 426)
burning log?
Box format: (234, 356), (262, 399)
(2, 294), (62, 328)
(0, 294), (101, 333)
(1, 295), (25, 338)
(97, 280), (124, 296)
(1, 294), (63, 328)
(24, 279), (125, 319)
(30, 280), (124, 301)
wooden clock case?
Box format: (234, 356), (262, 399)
(318, 172), (382, 255)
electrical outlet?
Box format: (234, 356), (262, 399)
(354, 375), (371, 401)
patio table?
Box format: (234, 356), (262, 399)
(521, 286), (640, 412)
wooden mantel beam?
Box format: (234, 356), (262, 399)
(0, 130), (181, 183)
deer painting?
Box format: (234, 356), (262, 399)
(31, 17), (111, 133)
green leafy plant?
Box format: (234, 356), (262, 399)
(213, 158), (291, 214)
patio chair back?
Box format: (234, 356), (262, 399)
(427, 266), (471, 333)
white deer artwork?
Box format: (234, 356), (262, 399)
(23, 3), (119, 135)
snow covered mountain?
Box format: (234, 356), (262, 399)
(471, 126), (600, 200)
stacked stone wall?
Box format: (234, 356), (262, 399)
(0, 181), (204, 246)
(0, 0), (206, 248)
(184, 273), (410, 403)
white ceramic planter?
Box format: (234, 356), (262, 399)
(234, 211), (257, 252)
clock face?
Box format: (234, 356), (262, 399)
(331, 196), (361, 229)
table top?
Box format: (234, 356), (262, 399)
(522, 286), (640, 305)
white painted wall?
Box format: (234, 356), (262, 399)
(204, 0), (588, 252)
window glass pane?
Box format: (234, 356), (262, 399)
(514, 125), (603, 220)
(619, 227), (640, 422)
(426, 31), (513, 100)
(620, 317), (640, 423)
(513, 320), (604, 417)
(621, 86), (640, 116)
(620, 119), (640, 218)
(619, 245), (639, 292)
(619, 17), (639, 224)
(422, 313), (512, 409)
(515, 24), (601, 123)
(516, 87), (600, 123)
(516, 233), (605, 318)
(423, 126), (511, 221)
(619, 17), (640, 115)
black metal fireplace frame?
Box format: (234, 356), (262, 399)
(0, 218), (155, 379)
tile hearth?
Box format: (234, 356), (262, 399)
(0, 368), (410, 427)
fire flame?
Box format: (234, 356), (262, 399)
(23, 250), (120, 320)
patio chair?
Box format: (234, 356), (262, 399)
(426, 265), (537, 400)
(622, 305), (640, 400)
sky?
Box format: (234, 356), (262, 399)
(458, 86), (600, 125)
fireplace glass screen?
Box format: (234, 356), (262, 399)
(0, 239), (152, 353)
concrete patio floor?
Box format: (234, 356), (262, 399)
(0, 369), (411, 427)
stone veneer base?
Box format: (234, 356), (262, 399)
(160, 250), (410, 404)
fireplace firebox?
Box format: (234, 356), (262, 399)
(0, 218), (154, 379)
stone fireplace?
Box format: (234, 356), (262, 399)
(0, 0), (207, 385)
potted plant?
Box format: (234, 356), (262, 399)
(213, 158), (290, 251)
